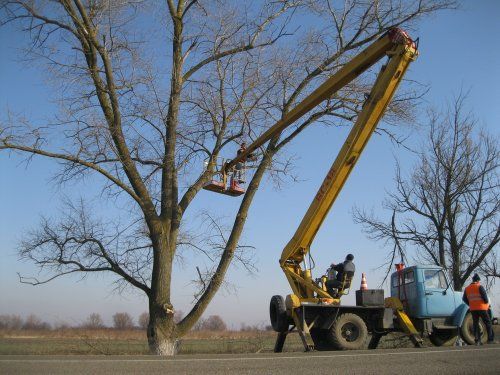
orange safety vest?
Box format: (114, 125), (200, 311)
(465, 282), (489, 311)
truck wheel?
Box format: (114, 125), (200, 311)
(429, 329), (458, 347)
(270, 295), (289, 333)
(461, 312), (486, 345)
(328, 313), (368, 350)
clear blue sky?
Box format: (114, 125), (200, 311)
(1, 1), (499, 328)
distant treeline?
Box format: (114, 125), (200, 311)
(0, 313), (272, 332)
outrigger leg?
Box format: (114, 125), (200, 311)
(274, 332), (288, 353)
(368, 333), (387, 349)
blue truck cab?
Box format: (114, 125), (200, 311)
(390, 265), (479, 345)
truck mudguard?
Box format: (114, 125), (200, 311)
(452, 303), (469, 327)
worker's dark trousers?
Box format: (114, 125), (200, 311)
(471, 310), (494, 342)
(326, 279), (343, 296)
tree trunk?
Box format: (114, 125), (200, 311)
(146, 224), (178, 355)
(147, 325), (178, 355)
(147, 300), (178, 355)
(452, 252), (462, 291)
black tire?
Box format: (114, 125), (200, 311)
(327, 313), (368, 350)
(270, 295), (289, 333)
(429, 329), (458, 347)
(461, 312), (486, 345)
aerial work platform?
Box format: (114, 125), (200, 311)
(202, 155), (250, 196)
(203, 178), (245, 197)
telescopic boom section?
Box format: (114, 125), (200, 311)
(222, 28), (417, 300)
(223, 29), (416, 174)
(280, 30), (417, 300)
(280, 31), (417, 265)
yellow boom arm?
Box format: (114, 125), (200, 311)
(225, 29), (418, 301)
(224, 29), (416, 175)
(282, 37), (417, 300)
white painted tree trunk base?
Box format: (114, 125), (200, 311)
(151, 339), (178, 356)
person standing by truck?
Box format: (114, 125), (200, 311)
(462, 274), (495, 345)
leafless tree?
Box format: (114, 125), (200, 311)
(22, 314), (51, 330)
(200, 314), (227, 331)
(0, 314), (23, 330)
(83, 313), (105, 329)
(0, 0), (454, 354)
(112, 312), (134, 330)
(138, 312), (149, 330)
(355, 93), (499, 290)
(192, 318), (204, 332)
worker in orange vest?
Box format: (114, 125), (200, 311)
(462, 273), (495, 345)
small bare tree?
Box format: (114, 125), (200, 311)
(200, 315), (227, 331)
(0, 0), (454, 355)
(83, 313), (105, 329)
(23, 314), (51, 330)
(113, 312), (134, 330)
(138, 312), (149, 330)
(355, 94), (499, 290)
(0, 315), (23, 330)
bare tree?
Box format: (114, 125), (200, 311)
(83, 313), (105, 329)
(0, 0), (454, 355)
(138, 312), (149, 330)
(355, 93), (499, 290)
(200, 314), (227, 331)
(0, 314), (23, 330)
(192, 318), (204, 332)
(113, 312), (134, 330)
(23, 314), (51, 330)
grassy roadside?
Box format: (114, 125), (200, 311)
(1, 327), (498, 355)
(0, 329), (304, 355)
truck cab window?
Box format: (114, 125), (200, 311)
(424, 270), (447, 289)
(391, 274), (399, 288)
(404, 270), (414, 284)
(392, 270), (414, 287)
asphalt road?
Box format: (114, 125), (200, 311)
(1, 345), (499, 374)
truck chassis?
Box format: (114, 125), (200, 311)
(273, 302), (423, 353)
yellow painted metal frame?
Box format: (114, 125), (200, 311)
(224, 29), (418, 304)
(385, 297), (424, 346)
(281, 41), (417, 303)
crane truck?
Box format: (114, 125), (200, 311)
(204, 28), (484, 351)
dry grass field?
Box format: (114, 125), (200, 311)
(1, 327), (498, 355)
(0, 328), (303, 355)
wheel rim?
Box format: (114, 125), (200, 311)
(341, 322), (360, 342)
